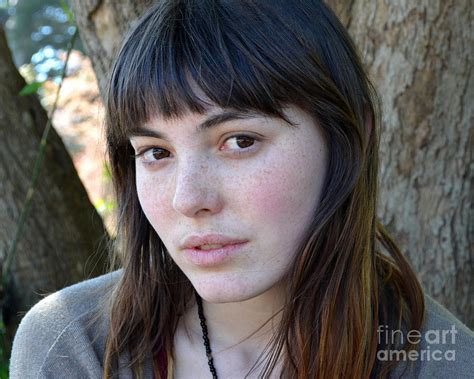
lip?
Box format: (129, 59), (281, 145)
(181, 234), (248, 249)
(181, 234), (248, 267)
(183, 242), (248, 267)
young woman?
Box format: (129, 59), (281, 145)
(10, 1), (474, 378)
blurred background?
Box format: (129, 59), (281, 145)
(0, 0), (114, 226)
(1, 0), (114, 229)
(0, 2), (112, 375)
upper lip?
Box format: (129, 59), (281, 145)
(181, 234), (248, 249)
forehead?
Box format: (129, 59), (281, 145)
(127, 107), (267, 139)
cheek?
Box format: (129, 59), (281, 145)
(242, 152), (325, 227)
(135, 171), (169, 228)
(136, 173), (151, 211)
(245, 172), (291, 219)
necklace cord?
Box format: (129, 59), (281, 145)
(195, 291), (219, 379)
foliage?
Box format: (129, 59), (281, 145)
(19, 80), (44, 95)
(94, 198), (116, 215)
(4, 0), (82, 80)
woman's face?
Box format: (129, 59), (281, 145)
(130, 104), (328, 303)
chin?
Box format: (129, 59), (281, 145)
(191, 274), (268, 304)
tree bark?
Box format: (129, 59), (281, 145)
(71, 0), (473, 327)
(326, 0), (473, 327)
(0, 27), (108, 350)
(70, 0), (153, 98)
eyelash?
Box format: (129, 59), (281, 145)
(133, 134), (260, 165)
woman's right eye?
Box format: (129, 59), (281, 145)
(135, 147), (171, 164)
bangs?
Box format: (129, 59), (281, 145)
(107, 0), (329, 141)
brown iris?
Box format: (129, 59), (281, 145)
(152, 147), (170, 160)
(235, 136), (254, 149)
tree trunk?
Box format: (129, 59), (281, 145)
(327, 0), (473, 327)
(70, 0), (153, 98)
(71, 0), (473, 327)
(0, 27), (108, 350)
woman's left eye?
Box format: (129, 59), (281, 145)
(221, 135), (258, 153)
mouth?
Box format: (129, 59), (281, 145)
(182, 234), (248, 250)
(195, 243), (230, 250)
(182, 241), (248, 267)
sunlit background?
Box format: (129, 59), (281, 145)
(1, 0), (83, 78)
(0, 0), (115, 233)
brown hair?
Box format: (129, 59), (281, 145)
(103, 1), (425, 378)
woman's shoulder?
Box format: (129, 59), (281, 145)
(388, 293), (474, 378)
(423, 294), (473, 338)
(10, 270), (123, 379)
(419, 294), (473, 374)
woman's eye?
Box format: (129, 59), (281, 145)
(134, 135), (258, 165)
(137, 147), (171, 163)
(222, 135), (257, 151)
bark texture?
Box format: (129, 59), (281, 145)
(70, 0), (153, 97)
(0, 27), (108, 348)
(327, 0), (473, 326)
(71, 0), (472, 326)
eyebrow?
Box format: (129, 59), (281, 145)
(127, 110), (262, 140)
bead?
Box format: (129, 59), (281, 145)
(196, 291), (218, 378)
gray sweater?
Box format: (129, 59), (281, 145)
(10, 271), (474, 378)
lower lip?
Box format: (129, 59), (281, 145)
(183, 242), (247, 267)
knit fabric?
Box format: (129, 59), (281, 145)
(10, 271), (474, 378)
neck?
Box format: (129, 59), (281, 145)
(182, 281), (286, 358)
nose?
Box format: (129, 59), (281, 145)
(172, 158), (223, 217)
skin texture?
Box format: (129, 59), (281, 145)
(130, 104), (328, 377)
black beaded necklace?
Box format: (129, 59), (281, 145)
(195, 291), (218, 379)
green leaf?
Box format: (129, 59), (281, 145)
(94, 198), (116, 214)
(60, 0), (75, 25)
(19, 81), (45, 96)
